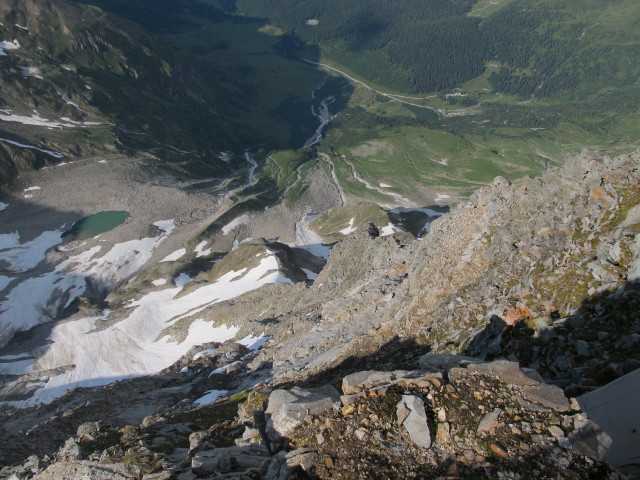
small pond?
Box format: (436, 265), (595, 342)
(63, 211), (128, 240)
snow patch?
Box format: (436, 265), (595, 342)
(339, 218), (357, 235)
(0, 39), (20, 56)
(194, 240), (211, 258)
(193, 347), (217, 361)
(19, 66), (42, 79)
(161, 248), (186, 263)
(0, 244), (293, 405)
(0, 202), (8, 211)
(23, 186), (41, 192)
(222, 215), (249, 235)
(379, 183), (392, 188)
(434, 193), (452, 203)
(152, 278), (167, 287)
(380, 223), (402, 236)
(97, 159), (107, 164)
(0, 229), (63, 272)
(237, 333), (268, 351)
(210, 361), (241, 376)
(194, 389), (227, 406)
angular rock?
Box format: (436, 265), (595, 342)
(342, 370), (419, 394)
(464, 360), (541, 386)
(569, 420), (612, 462)
(57, 438), (83, 461)
(396, 395), (431, 448)
(436, 422), (451, 444)
(33, 461), (141, 480)
(523, 384), (570, 411)
(192, 445), (269, 474)
(418, 354), (480, 371)
(575, 340), (591, 357)
(266, 385), (340, 437)
(477, 408), (503, 434)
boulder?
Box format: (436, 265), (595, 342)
(396, 395), (431, 448)
(266, 385), (340, 437)
(192, 445), (269, 474)
(569, 420), (613, 462)
(522, 384), (570, 412)
(33, 461), (141, 480)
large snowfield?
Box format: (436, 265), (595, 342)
(0, 218), (292, 406)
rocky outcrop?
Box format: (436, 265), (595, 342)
(1, 150), (639, 478)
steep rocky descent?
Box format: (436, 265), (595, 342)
(0, 150), (639, 477)
(246, 151), (638, 388)
(0, 359), (623, 479)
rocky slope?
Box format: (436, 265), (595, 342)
(0, 149), (639, 479)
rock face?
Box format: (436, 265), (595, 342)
(0, 150), (639, 479)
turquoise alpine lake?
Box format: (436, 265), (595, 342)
(63, 211), (128, 240)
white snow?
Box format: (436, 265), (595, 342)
(193, 389), (227, 406)
(237, 333), (268, 351)
(210, 361), (241, 376)
(97, 159), (107, 164)
(222, 215), (249, 235)
(0, 137), (64, 158)
(0, 275), (11, 292)
(0, 225), (296, 406)
(194, 240), (212, 258)
(339, 218), (357, 235)
(0, 202), (8, 211)
(15, 24), (29, 31)
(0, 110), (99, 128)
(293, 213), (332, 260)
(19, 66), (42, 79)
(380, 223), (402, 236)
(0, 271), (86, 349)
(152, 278), (167, 286)
(379, 183), (392, 188)
(161, 248), (186, 262)
(23, 186), (41, 192)
(193, 347), (217, 361)
(0, 229), (63, 272)
(0, 220), (175, 350)
(302, 268), (318, 280)
(84, 84), (92, 90)
(434, 193), (452, 203)
(0, 39), (20, 56)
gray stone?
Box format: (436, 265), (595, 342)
(477, 408), (503, 434)
(189, 431), (208, 451)
(396, 395), (431, 448)
(523, 383), (571, 411)
(57, 438), (83, 461)
(575, 340), (591, 357)
(192, 445), (269, 474)
(340, 392), (364, 406)
(142, 472), (174, 480)
(266, 385), (340, 437)
(569, 420), (612, 462)
(76, 422), (101, 442)
(33, 461), (141, 480)
(548, 426), (565, 438)
(456, 360), (541, 386)
(341, 370), (418, 394)
(418, 354), (480, 371)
